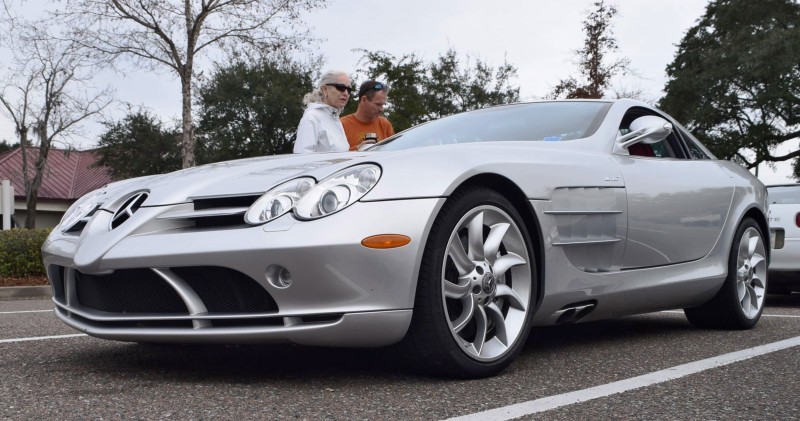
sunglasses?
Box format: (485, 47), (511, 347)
(325, 83), (353, 94)
(358, 83), (385, 97)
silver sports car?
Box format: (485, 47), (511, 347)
(42, 99), (769, 378)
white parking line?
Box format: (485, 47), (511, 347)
(0, 334), (87, 344)
(660, 310), (800, 318)
(762, 314), (800, 318)
(0, 310), (53, 314)
(447, 335), (800, 421)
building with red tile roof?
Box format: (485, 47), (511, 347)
(0, 147), (113, 228)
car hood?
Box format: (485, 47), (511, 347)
(102, 152), (375, 208)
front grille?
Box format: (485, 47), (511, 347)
(160, 195), (262, 228)
(173, 266), (278, 313)
(190, 195), (260, 228)
(68, 266), (277, 315)
(193, 195), (260, 210)
(76, 269), (188, 313)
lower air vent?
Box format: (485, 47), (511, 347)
(68, 266), (278, 314)
(76, 268), (187, 313)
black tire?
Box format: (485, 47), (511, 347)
(684, 218), (768, 329)
(401, 186), (537, 378)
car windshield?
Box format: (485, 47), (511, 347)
(768, 185), (800, 204)
(370, 101), (612, 151)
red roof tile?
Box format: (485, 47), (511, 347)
(0, 147), (113, 201)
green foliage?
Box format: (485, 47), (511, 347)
(95, 111), (181, 180)
(0, 228), (50, 278)
(196, 58), (314, 163)
(354, 48), (520, 132)
(549, 1), (629, 99)
(659, 0), (800, 179)
(0, 140), (18, 154)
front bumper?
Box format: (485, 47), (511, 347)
(43, 198), (444, 346)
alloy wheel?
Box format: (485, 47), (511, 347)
(736, 227), (767, 319)
(441, 205), (532, 361)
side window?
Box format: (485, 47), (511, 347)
(619, 108), (685, 159)
(675, 127), (711, 160)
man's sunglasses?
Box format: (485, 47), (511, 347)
(325, 83), (353, 94)
(358, 83), (385, 97)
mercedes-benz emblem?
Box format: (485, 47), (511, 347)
(110, 192), (148, 229)
(481, 273), (496, 294)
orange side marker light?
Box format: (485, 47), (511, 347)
(361, 234), (412, 249)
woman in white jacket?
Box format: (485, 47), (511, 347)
(293, 70), (352, 153)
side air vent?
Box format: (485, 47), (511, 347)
(110, 192), (148, 229)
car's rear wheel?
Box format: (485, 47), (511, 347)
(403, 186), (536, 378)
(684, 218), (767, 329)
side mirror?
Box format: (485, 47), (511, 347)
(616, 116), (673, 149)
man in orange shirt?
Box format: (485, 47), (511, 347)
(340, 80), (395, 151)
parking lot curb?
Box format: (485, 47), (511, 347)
(0, 286), (52, 301)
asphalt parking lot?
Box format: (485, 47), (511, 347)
(2, 294), (799, 420)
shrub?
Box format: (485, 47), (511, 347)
(0, 228), (51, 278)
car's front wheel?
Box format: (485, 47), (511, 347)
(684, 218), (767, 329)
(403, 187), (536, 378)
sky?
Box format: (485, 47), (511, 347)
(0, 0), (796, 184)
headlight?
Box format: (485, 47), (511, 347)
(244, 177), (315, 225)
(294, 164), (381, 220)
(58, 188), (107, 232)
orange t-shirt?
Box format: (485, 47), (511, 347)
(340, 114), (395, 151)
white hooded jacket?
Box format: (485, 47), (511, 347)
(293, 103), (349, 153)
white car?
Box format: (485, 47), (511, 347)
(768, 184), (800, 293)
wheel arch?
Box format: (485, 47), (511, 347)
(447, 173), (545, 312)
(741, 206), (770, 261)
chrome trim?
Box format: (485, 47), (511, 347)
(51, 300), (283, 321)
(54, 308), (413, 347)
(544, 210), (623, 215)
(157, 207), (249, 220)
(553, 238), (621, 246)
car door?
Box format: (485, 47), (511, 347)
(614, 108), (734, 269)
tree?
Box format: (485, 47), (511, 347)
(425, 49), (520, 119)
(95, 111), (181, 179)
(196, 57), (313, 162)
(355, 48), (520, 132)
(0, 19), (112, 228)
(549, 1), (629, 99)
(659, 0), (800, 179)
(0, 140), (18, 154)
(57, 0), (327, 170)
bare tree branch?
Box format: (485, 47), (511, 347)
(55, 0), (327, 168)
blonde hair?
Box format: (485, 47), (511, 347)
(302, 70), (349, 106)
